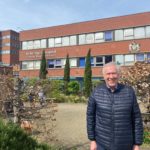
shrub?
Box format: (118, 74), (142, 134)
(144, 131), (150, 144)
(67, 81), (80, 95)
(0, 119), (50, 150)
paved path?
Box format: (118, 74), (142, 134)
(54, 103), (150, 150)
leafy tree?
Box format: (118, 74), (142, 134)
(64, 54), (70, 94)
(84, 49), (92, 97)
(39, 50), (48, 79)
(120, 61), (150, 113)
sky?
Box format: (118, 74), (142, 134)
(0, 0), (150, 31)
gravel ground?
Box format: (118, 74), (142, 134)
(53, 103), (150, 150)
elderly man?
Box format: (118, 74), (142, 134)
(87, 62), (143, 150)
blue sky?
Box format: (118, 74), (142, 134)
(0, 0), (150, 31)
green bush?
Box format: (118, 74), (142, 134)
(144, 131), (150, 144)
(67, 81), (80, 95)
(0, 119), (50, 150)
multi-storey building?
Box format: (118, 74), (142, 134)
(19, 12), (150, 81)
(0, 30), (19, 66)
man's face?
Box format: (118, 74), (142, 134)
(103, 65), (119, 89)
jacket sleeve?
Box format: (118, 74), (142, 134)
(131, 88), (143, 145)
(86, 91), (96, 141)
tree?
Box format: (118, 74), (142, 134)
(39, 50), (48, 79)
(84, 49), (92, 97)
(64, 54), (70, 94)
(120, 61), (150, 113)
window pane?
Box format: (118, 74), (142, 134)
(124, 28), (134, 40)
(70, 58), (77, 67)
(105, 55), (112, 64)
(55, 38), (62, 47)
(145, 26), (150, 37)
(70, 36), (77, 45)
(61, 59), (66, 67)
(105, 31), (113, 41)
(48, 60), (55, 68)
(134, 27), (145, 39)
(86, 33), (94, 44)
(95, 32), (104, 43)
(28, 62), (34, 69)
(27, 41), (33, 49)
(34, 40), (41, 49)
(79, 34), (86, 45)
(79, 58), (85, 67)
(147, 53), (150, 62)
(34, 61), (40, 69)
(48, 38), (54, 47)
(22, 42), (28, 50)
(62, 37), (69, 46)
(96, 56), (103, 66)
(125, 55), (134, 65)
(115, 30), (123, 41)
(22, 62), (28, 69)
(135, 54), (144, 62)
(41, 39), (47, 48)
(115, 55), (124, 65)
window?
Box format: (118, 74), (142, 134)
(115, 55), (124, 65)
(79, 34), (86, 45)
(70, 36), (77, 45)
(55, 38), (62, 47)
(124, 55), (134, 65)
(61, 59), (66, 68)
(135, 54), (144, 62)
(48, 60), (55, 68)
(79, 58), (85, 67)
(147, 53), (150, 62)
(145, 26), (150, 37)
(22, 62), (28, 70)
(34, 40), (40, 49)
(95, 32), (104, 43)
(134, 27), (145, 39)
(48, 38), (54, 47)
(28, 62), (34, 69)
(105, 55), (112, 64)
(27, 41), (33, 49)
(55, 59), (61, 68)
(22, 42), (28, 50)
(96, 56), (103, 66)
(41, 39), (47, 48)
(105, 31), (113, 41)
(90, 57), (94, 66)
(70, 58), (77, 67)
(86, 33), (94, 44)
(124, 28), (134, 40)
(62, 37), (69, 46)
(34, 61), (40, 69)
(115, 30), (123, 41)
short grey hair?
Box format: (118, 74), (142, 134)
(102, 62), (120, 75)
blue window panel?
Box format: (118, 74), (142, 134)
(79, 58), (85, 67)
(48, 60), (54, 65)
(147, 53), (150, 62)
(48, 60), (55, 68)
(136, 54), (144, 61)
(105, 31), (113, 41)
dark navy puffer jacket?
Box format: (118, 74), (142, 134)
(87, 84), (143, 150)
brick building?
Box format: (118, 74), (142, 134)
(0, 30), (19, 66)
(19, 12), (150, 80)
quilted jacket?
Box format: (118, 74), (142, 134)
(87, 83), (143, 150)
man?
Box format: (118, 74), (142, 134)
(87, 62), (143, 150)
